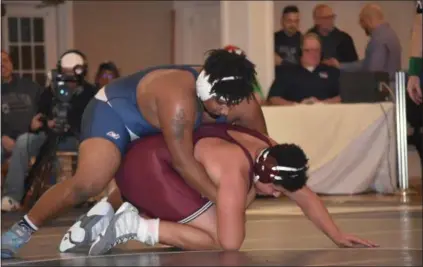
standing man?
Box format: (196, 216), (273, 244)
(407, 0), (422, 105)
(308, 4), (358, 63)
(274, 6), (302, 66)
(406, 0), (422, 177)
(324, 4), (401, 84)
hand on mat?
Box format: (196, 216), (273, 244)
(334, 233), (379, 248)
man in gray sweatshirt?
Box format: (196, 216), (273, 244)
(1, 50), (43, 208)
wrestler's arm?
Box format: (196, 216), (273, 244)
(157, 92), (218, 203)
(233, 97), (268, 135)
(282, 186), (343, 243)
(215, 150), (250, 250)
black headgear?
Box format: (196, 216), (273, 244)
(253, 144), (309, 192)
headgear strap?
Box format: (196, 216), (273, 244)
(196, 70), (242, 101)
(254, 147), (306, 183)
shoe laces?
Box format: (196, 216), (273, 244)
(108, 234), (137, 250)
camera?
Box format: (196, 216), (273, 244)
(48, 64), (84, 134)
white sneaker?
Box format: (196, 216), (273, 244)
(1, 196), (21, 212)
(59, 197), (114, 253)
(88, 202), (153, 256)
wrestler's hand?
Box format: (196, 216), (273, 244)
(333, 233), (379, 248)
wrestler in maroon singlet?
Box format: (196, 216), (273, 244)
(114, 124), (272, 223)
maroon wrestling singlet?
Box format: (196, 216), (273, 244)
(114, 124), (271, 223)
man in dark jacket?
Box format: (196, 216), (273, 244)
(308, 4), (358, 63)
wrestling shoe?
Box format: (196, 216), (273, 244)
(89, 202), (158, 256)
(1, 222), (32, 259)
(59, 197), (114, 253)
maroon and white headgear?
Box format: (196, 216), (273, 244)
(253, 144), (309, 192)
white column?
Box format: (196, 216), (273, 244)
(220, 1), (274, 97)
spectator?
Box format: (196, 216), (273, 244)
(324, 4), (401, 82)
(223, 45), (265, 104)
(268, 33), (341, 106)
(1, 50), (42, 164)
(274, 5), (302, 66)
(406, 0), (422, 177)
(308, 4), (358, 63)
(407, 0), (422, 105)
(1, 50), (96, 212)
(94, 61), (120, 90)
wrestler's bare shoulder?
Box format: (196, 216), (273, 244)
(137, 68), (197, 96)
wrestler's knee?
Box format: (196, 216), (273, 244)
(69, 176), (107, 204)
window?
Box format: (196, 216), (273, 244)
(2, 3), (58, 87)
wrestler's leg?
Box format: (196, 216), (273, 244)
(27, 139), (120, 225)
(158, 205), (219, 250)
(104, 180), (124, 210)
(91, 189), (256, 254)
(157, 187), (256, 250)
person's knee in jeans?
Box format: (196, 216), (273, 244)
(1, 133), (47, 210)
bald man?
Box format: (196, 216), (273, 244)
(308, 4), (358, 63)
(325, 4), (401, 82)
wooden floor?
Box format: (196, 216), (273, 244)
(1, 188), (422, 266)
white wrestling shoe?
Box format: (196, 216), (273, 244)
(59, 197), (115, 253)
(88, 202), (159, 256)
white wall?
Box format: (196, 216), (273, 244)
(73, 1), (173, 81)
(274, 1), (416, 69)
(173, 1), (221, 65)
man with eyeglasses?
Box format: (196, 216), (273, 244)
(308, 4), (358, 64)
(268, 33), (341, 106)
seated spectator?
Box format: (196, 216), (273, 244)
(268, 33), (341, 106)
(274, 5), (302, 66)
(324, 4), (401, 83)
(223, 45), (265, 104)
(94, 61), (120, 90)
(1, 50), (96, 212)
(1, 50), (42, 164)
(308, 4), (358, 63)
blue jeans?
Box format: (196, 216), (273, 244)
(2, 132), (78, 202)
